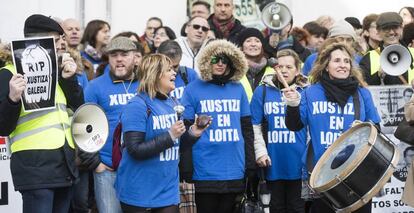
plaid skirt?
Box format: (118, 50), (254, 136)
(179, 181), (197, 213)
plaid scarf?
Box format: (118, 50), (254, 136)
(212, 16), (236, 39)
(84, 44), (102, 61)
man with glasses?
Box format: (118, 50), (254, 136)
(360, 12), (414, 85)
(177, 16), (210, 73)
(140, 17), (163, 54)
(207, 0), (245, 43)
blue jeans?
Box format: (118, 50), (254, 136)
(93, 169), (122, 213)
(21, 187), (73, 213)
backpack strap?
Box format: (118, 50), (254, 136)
(136, 94), (151, 116)
(179, 66), (189, 85)
(261, 85), (268, 145)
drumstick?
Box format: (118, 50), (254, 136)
(268, 57), (290, 88)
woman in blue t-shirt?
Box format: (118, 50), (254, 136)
(181, 39), (256, 213)
(251, 49), (308, 213)
(115, 54), (208, 213)
(283, 43), (381, 213)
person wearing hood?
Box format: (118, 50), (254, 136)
(283, 42), (380, 213)
(238, 28), (275, 98)
(181, 39), (255, 213)
(251, 49), (308, 212)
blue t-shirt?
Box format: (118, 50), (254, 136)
(170, 66), (198, 101)
(115, 93), (179, 207)
(299, 83), (380, 165)
(302, 53), (362, 76)
(84, 72), (139, 167)
(76, 71), (89, 93)
(181, 79), (251, 181)
(251, 85), (307, 180)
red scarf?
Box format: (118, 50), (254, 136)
(212, 16), (236, 39)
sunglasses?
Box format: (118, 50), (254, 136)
(210, 55), (229, 64)
(190, 24), (209, 32)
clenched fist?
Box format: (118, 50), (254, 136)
(61, 53), (77, 79)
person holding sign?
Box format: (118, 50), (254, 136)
(0, 14), (83, 213)
(283, 42), (381, 213)
(251, 49), (308, 213)
(180, 39), (255, 213)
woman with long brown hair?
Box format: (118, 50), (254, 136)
(283, 42), (380, 213)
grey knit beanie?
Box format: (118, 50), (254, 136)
(328, 20), (357, 40)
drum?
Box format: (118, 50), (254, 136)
(310, 122), (399, 213)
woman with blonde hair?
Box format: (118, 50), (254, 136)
(115, 54), (208, 213)
(283, 42), (380, 213)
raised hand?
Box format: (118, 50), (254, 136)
(61, 53), (77, 79)
(8, 74), (26, 103)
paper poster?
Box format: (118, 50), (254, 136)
(11, 37), (58, 112)
(369, 85), (414, 212)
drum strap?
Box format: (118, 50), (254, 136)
(352, 91), (361, 120)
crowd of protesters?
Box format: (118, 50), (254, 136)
(1, 0), (414, 213)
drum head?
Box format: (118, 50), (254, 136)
(310, 123), (376, 191)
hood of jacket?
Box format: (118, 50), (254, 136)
(0, 43), (12, 67)
(197, 39), (248, 82)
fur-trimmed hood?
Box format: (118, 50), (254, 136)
(197, 39), (248, 82)
(0, 43), (12, 67)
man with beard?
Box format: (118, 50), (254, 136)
(207, 0), (245, 43)
(83, 37), (139, 213)
(360, 12), (414, 85)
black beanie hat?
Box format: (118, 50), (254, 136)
(24, 14), (64, 37)
(237, 28), (265, 47)
(345, 17), (362, 30)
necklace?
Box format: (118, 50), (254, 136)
(122, 80), (133, 95)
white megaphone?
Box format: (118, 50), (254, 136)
(380, 44), (412, 76)
(71, 103), (109, 153)
(261, 0), (292, 33)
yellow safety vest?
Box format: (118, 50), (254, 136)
(2, 64), (75, 153)
(241, 66), (275, 102)
(369, 47), (414, 84)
